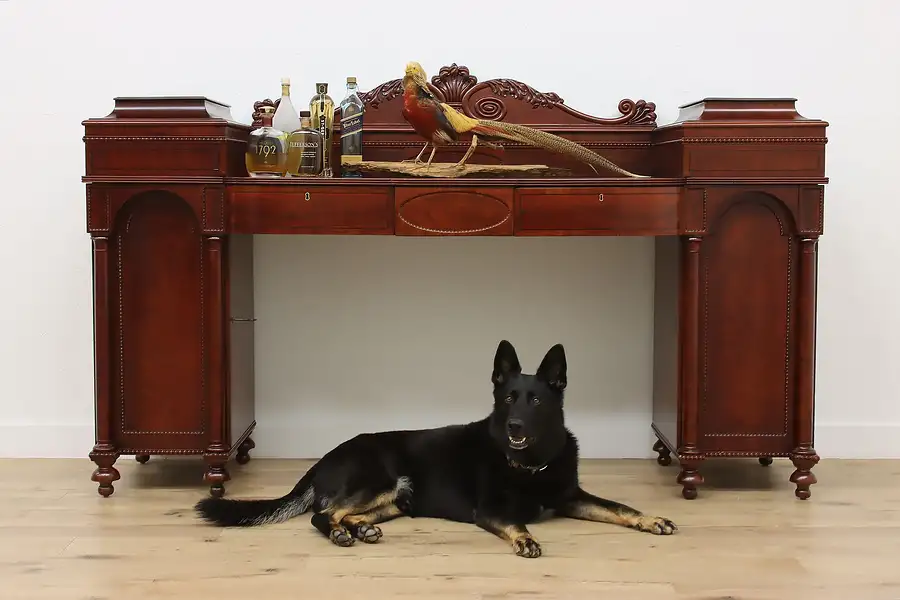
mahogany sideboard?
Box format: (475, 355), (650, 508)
(81, 63), (827, 501)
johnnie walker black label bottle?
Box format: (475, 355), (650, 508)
(309, 82), (335, 177)
(245, 106), (288, 177)
(285, 116), (324, 177)
(339, 76), (364, 176)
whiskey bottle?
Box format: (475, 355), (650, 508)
(245, 106), (288, 178)
(273, 77), (302, 134)
(285, 116), (323, 177)
(339, 76), (364, 176)
(309, 82), (335, 177)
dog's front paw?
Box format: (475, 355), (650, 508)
(512, 536), (542, 558)
(354, 524), (383, 543)
(636, 516), (677, 535)
(329, 526), (355, 547)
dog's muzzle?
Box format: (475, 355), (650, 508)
(506, 418), (529, 450)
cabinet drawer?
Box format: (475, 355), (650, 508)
(229, 185), (393, 234)
(515, 187), (680, 235)
(395, 187), (513, 236)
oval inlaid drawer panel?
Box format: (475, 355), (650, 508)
(395, 187), (514, 236)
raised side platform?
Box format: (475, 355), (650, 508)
(82, 62), (827, 500)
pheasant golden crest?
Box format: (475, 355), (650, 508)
(400, 61), (646, 177)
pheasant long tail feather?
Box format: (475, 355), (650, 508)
(471, 120), (648, 178)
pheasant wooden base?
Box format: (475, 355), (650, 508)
(341, 160), (572, 178)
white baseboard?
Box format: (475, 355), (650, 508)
(0, 423), (897, 459)
(252, 422), (900, 460)
(814, 424), (900, 459)
(0, 424), (95, 458)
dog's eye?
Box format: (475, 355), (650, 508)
(504, 396), (513, 404)
(531, 396), (541, 406)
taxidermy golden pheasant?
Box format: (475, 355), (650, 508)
(400, 61), (646, 177)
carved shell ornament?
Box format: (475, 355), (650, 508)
(252, 63), (656, 127)
(358, 62), (657, 126)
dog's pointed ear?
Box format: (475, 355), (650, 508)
(537, 343), (567, 391)
(492, 340), (522, 386)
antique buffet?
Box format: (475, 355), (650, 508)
(81, 63), (828, 501)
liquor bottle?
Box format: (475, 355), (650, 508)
(245, 106), (288, 177)
(272, 77), (301, 134)
(309, 82), (335, 177)
(339, 76), (365, 176)
(285, 116), (323, 177)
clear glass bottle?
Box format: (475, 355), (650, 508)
(272, 77), (301, 134)
(285, 116), (323, 177)
(309, 82), (335, 177)
(339, 76), (365, 177)
(245, 106), (288, 178)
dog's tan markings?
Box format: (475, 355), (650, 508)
(342, 504), (404, 543)
(558, 489), (677, 535)
(475, 514), (542, 558)
(321, 509), (356, 547)
(342, 503), (403, 527)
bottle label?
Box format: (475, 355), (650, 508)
(340, 109), (364, 162)
(340, 114), (363, 138)
(254, 137), (283, 166)
(318, 115), (330, 166)
(287, 135), (323, 176)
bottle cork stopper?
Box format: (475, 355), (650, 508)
(347, 76), (357, 84)
(300, 116), (311, 128)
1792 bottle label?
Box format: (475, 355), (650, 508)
(253, 138), (284, 166)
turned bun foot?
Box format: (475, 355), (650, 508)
(90, 447), (121, 498)
(236, 437), (255, 465)
(94, 474), (119, 498)
(676, 457), (704, 500)
(203, 455), (231, 498)
(653, 439), (672, 466)
(135, 454), (150, 464)
(790, 452), (819, 500)
(758, 456), (773, 466)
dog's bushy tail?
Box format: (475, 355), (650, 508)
(194, 466), (317, 527)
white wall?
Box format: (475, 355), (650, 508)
(0, 0), (897, 459)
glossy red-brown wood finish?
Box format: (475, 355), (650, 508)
(83, 64), (827, 500)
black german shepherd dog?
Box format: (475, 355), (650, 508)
(195, 340), (677, 558)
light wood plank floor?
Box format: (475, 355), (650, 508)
(1, 457), (898, 599)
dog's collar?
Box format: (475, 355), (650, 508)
(507, 457), (548, 474)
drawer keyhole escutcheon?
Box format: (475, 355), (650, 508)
(304, 192), (311, 202)
(598, 194), (604, 202)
